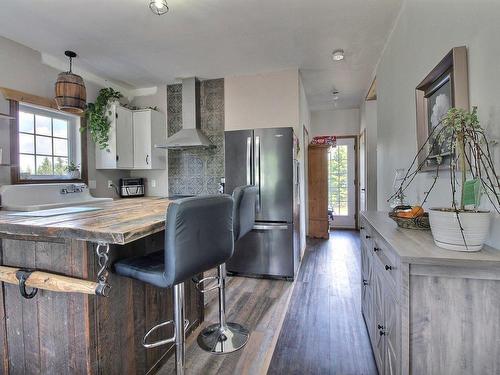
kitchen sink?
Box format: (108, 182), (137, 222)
(0, 183), (113, 212)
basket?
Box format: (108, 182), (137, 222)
(388, 211), (430, 230)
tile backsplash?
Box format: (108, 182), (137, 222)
(167, 79), (224, 196)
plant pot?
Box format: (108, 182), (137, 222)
(428, 208), (491, 252)
(68, 170), (80, 179)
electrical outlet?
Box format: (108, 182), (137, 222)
(151, 179), (157, 188)
(88, 180), (97, 189)
(107, 180), (113, 189)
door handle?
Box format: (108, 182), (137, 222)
(246, 137), (252, 185)
(253, 224), (288, 230)
(254, 135), (261, 212)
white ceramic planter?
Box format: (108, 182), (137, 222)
(428, 208), (491, 252)
(68, 170), (80, 179)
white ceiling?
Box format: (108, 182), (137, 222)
(0, 0), (401, 110)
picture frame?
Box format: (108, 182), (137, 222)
(415, 46), (469, 172)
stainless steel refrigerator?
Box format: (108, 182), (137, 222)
(224, 127), (300, 280)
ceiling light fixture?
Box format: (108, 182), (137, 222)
(54, 51), (86, 114)
(332, 95), (339, 101)
(150, 0), (169, 15)
(332, 49), (345, 61)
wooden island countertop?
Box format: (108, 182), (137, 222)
(0, 197), (172, 244)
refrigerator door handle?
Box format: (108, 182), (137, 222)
(246, 136), (252, 185)
(253, 224), (289, 230)
(254, 135), (261, 212)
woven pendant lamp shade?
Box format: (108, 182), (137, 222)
(55, 51), (86, 114)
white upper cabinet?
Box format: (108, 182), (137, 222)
(133, 109), (166, 170)
(95, 104), (166, 170)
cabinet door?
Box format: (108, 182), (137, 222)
(384, 289), (400, 375)
(361, 241), (374, 339)
(116, 106), (134, 169)
(373, 271), (385, 374)
(133, 111), (151, 169)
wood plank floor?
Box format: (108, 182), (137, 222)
(158, 272), (294, 374)
(159, 230), (376, 374)
(268, 231), (377, 375)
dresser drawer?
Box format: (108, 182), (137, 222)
(360, 219), (374, 251)
(373, 237), (399, 293)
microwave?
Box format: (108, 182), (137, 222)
(119, 178), (145, 198)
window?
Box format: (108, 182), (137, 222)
(16, 104), (82, 181)
(328, 145), (349, 216)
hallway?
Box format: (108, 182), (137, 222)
(269, 231), (377, 374)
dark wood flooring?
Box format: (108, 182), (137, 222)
(268, 230), (378, 375)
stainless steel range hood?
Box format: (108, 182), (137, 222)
(155, 77), (214, 150)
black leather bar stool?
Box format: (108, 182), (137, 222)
(113, 195), (234, 375)
(197, 185), (258, 354)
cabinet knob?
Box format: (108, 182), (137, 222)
(385, 265), (392, 271)
(377, 324), (384, 330)
(379, 330), (386, 336)
(360, 226), (365, 230)
(373, 247), (380, 252)
(362, 279), (369, 286)
(365, 235), (371, 239)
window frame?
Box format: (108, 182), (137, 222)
(10, 100), (88, 184)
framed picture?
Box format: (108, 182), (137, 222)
(415, 46), (469, 171)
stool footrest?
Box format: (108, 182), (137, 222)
(143, 319), (190, 349)
(192, 275), (220, 293)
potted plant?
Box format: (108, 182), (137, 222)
(389, 107), (500, 251)
(66, 162), (80, 179)
(82, 87), (122, 150)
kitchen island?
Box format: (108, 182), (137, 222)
(0, 197), (204, 374)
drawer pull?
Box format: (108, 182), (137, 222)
(379, 330), (386, 336)
(373, 247), (380, 252)
(360, 226), (365, 230)
(365, 235), (371, 239)
(385, 265), (392, 271)
(362, 279), (369, 286)
(377, 324), (384, 330)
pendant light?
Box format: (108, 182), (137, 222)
(150, 0), (169, 15)
(55, 51), (87, 114)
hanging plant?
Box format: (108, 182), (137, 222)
(82, 88), (122, 150)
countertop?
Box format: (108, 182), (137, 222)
(361, 211), (500, 267)
(0, 197), (172, 245)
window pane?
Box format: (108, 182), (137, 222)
(53, 119), (68, 138)
(36, 136), (52, 155)
(35, 115), (52, 136)
(54, 157), (68, 175)
(19, 133), (34, 154)
(19, 112), (34, 133)
(36, 156), (53, 175)
(328, 145), (349, 217)
(53, 138), (68, 156)
(20, 154), (35, 175)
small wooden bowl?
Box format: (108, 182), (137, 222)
(388, 211), (430, 230)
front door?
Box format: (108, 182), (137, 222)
(328, 137), (356, 229)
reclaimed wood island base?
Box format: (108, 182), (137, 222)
(0, 198), (204, 374)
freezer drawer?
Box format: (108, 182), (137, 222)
(227, 223), (297, 279)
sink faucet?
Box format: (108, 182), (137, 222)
(60, 184), (86, 195)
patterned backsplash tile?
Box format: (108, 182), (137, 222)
(167, 79), (225, 196)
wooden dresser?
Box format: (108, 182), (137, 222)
(360, 211), (500, 375)
(308, 145), (329, 238)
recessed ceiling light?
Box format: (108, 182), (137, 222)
(150, 0), (169, 15)
(332, 49), (345, 61)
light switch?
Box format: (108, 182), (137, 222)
(88, 180), (97, 189)
(151, 179), (157, 188)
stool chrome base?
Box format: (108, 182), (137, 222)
(197, 322), (249, 354)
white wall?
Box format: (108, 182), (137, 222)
(298, 73), (311, 254)
(129, 86), (169, 197)
(0, 35), (129, 198)
(360, 100), (378, 210)
(310, 108), (360, 137)
(225, 68), (300, 130)
(376, 0), (500, 249)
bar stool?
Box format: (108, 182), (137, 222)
(113, 195), (234, 375)
(196, 185), (258, 354)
